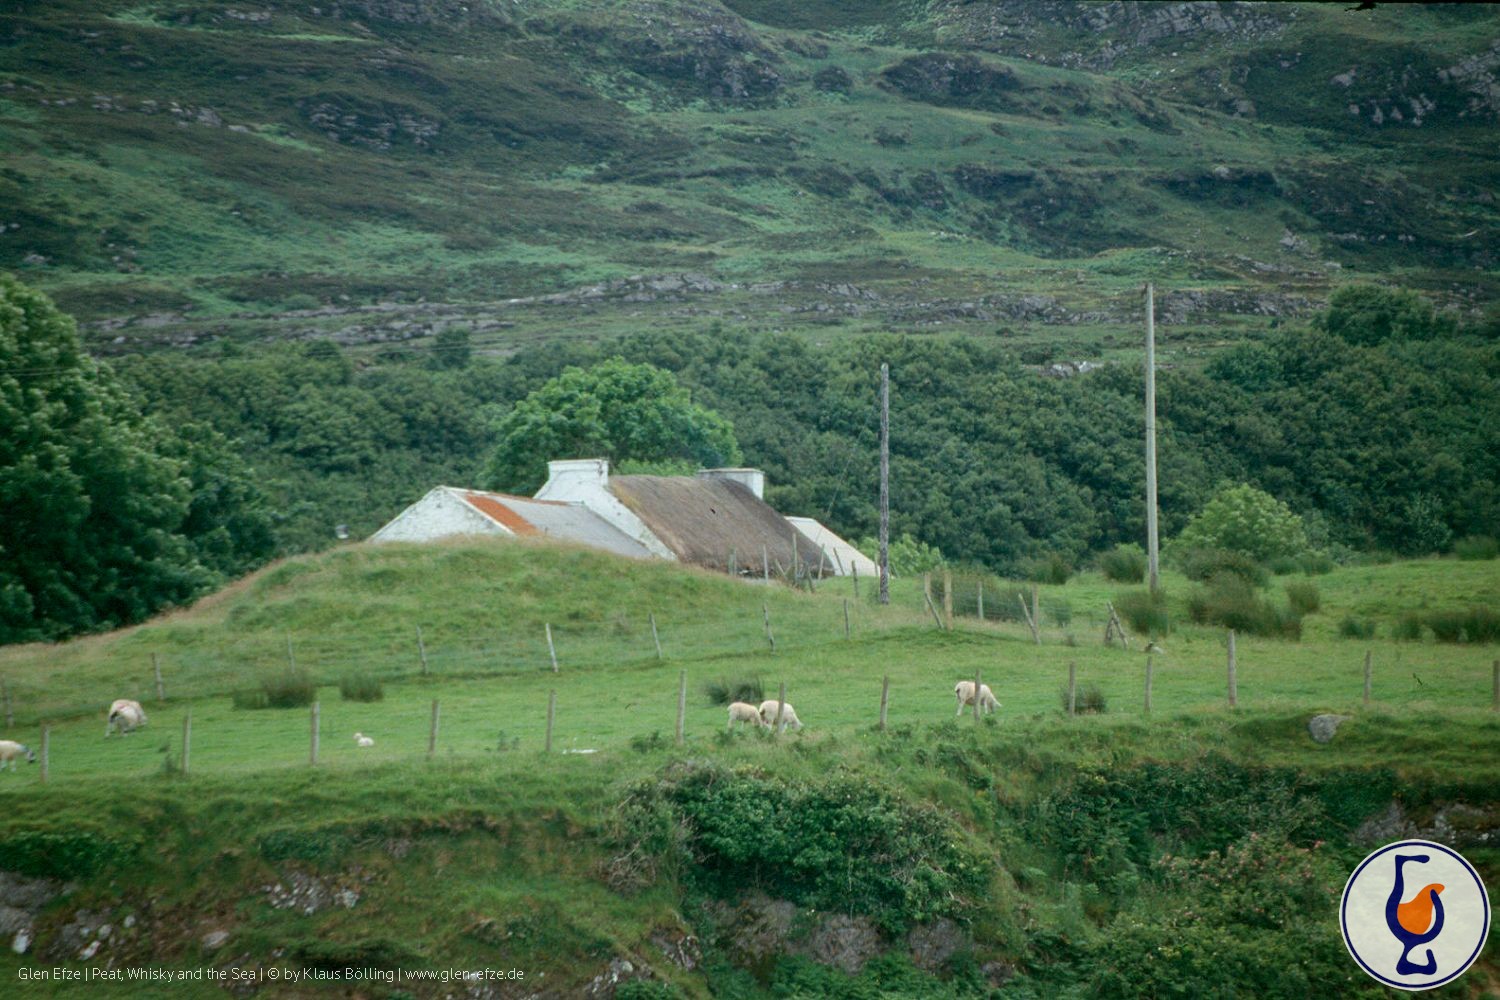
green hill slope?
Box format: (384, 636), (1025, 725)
(1, 0), (1495, 348)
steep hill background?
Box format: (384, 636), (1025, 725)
(2, 0), (1497, 351)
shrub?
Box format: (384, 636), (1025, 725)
(1061, 683), (1107, 714)
(1173, 483), (1308, 562)
(1454, 535), (1499, 560)
(1187, 575), (1302, 639)
(1114, 589), (1169, 637)
(1267, 555), (1300, 576)
(702, 675), (763, 706)
(855, 532), (945, 577)
(1338, 616), (1377, 640)
(1045, 598), (1073, 628)
(1424, 610), (1465, 643)
(1393, 614), (1424, 641)
(234, 668), (317, 710)
(629, 731), (668, 753)
(0, 831), (132, 879)
(1297, 551), (1335, 575)
(1284, 580), (1321, 616)
(1178, 547), (1269, 587)
(1099, 544), (1147, 583)
(1023, 553), (1072, 585)
(1426, 607), (1500, 644)
(615, 982), (684, 1000)
(338, 671), (384, 702)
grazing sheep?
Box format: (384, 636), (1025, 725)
(954, 681), (1000, 716)
(106, 699), (148, 737)
(757, 699), (803, 732)
(354, 732), (375, 748)
(726, 701), (768, 730)
(0, 740), (36, 771)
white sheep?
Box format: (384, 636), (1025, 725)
(106, 699), (148, 737)
(0, 740), (36, 771)
(954, 680), (1000, 716)
(726, 701), (768, 730)
(354, 732), (375, 748)
(757, 699), (803, 731)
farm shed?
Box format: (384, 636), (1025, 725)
(784, 516), (878, 578)
(369, 486), (651, 559)
(535, 459), (828, 578)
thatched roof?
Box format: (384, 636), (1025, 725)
(608, 475), (829, 578)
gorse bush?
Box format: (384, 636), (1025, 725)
(1098, 544), (1147, 583)
(1061, 683), (1107, 715)
(1284, 580), (1321, 616)
(338, 671), (384, 702)
(1022, 553), (1072, 586)
(614, 762), (988, 933)
(1114, 588), (1169, 637)
(1393, 614), (1425, 641)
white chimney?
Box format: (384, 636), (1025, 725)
(536, 458), (610, 500)
(697, 467), (765, 500)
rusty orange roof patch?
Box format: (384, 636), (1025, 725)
(461, 491), (539, 535)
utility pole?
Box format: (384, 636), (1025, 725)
(878, 362), (891, 605)
(1145, 283), (1160, 593)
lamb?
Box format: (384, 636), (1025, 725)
(354, 732), (375, 748)
(0, 740), (36, 771)
(954, 680), (1000, 716)
(726, 701), (768, 730)
(757, 699), (803, 732)
(106, 699), (148, 737)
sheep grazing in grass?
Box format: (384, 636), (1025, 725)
(106, 699), (148, 737)
(354, 732), (375, 748)
(757, 699), (803, 731)
(0, 740), (36, 771)
(954, 680), (1000, 716)
(726, 701), (768, 730)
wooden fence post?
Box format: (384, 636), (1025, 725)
(1032, 585), (1041, 644)
(650, 613), (664, 661)
(545, 691), (556, 753)
(977, 582), (984, 622)
(852, 562), (859, 599)
(1067, 662), (1077, 717)
(729, 548), (738, 577)
(774, 681), (788, 735)
(762, 603), (776, 652)
(923, 574), (932, 610)
(943, 568), (953, 630)
(1363, 650), (1372, 708)
(1227, 630), (1238, 709)
(417, 625), (428, 676)
(924, 590), (946, 630)
(310, 701), (320, 765)
(1144, 656), (1154, 715)
(762, 545), (769, 584)
(428, 699), (440, 758)
(545, 623), (558, 673)
(39, 725), (48, 783)
(1018, 593), (1039, 644)
(676, 670), (687, 746)
(843, 599), (851, 640)
(153, 652), (165, 702)
(879, 675), (890, 731)
(181, 709), (191, 776)
(286, 633), (296, 672)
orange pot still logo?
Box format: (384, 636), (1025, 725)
(1342, 840), (1490, 991)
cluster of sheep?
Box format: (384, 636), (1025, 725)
(725, 680), (1001, 731)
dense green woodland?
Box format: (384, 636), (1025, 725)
(2, 273), (1495, 643)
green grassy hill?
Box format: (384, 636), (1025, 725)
(1, 0), (1495, 351)
(1, 541), (1497, 995)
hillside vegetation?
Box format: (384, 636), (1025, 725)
(0, 540), (1497, 996)
(0, 0), (1495, 346)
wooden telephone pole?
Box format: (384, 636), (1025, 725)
(878, 362), (891, 605)
(1145, 283), (1161, 593)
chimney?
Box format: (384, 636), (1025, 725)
(536, 458), (609, 500)
(697, 467), (765, 500)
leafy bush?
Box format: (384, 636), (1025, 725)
(1022, 553), (1072, 585)
(0, 831), (133, 879)
(1187, 575), (1302, 639)
(1178, 547), (1269, 587)
(629, 731), (667, 753)
(234, 668), (317, 709)
(1099, 544), (1147, 583)
(1296, 551), (1335, 575)
(614, 762), (988, 933)
(338, 671), (384, 702)
(1284, 580), (1321, 616)
(1338, 616), (1376, 640)
(1061, 683), (1107, 715)
(615, 982), (684, 1000)
(1393, 614), (1425, 641)
(1173, 484), (1307, 562)
(702, 675), (763, 706)
(1114, 589), (1169, 637)
(1454, 535), (1499, 560)
(1425, 607), (1500, 644)
(855, 532), (946, 577)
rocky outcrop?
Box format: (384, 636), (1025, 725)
(1438, 39), (1500, 120)
(299, 95), (440, 151)
(880, 53), (1020, 110)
